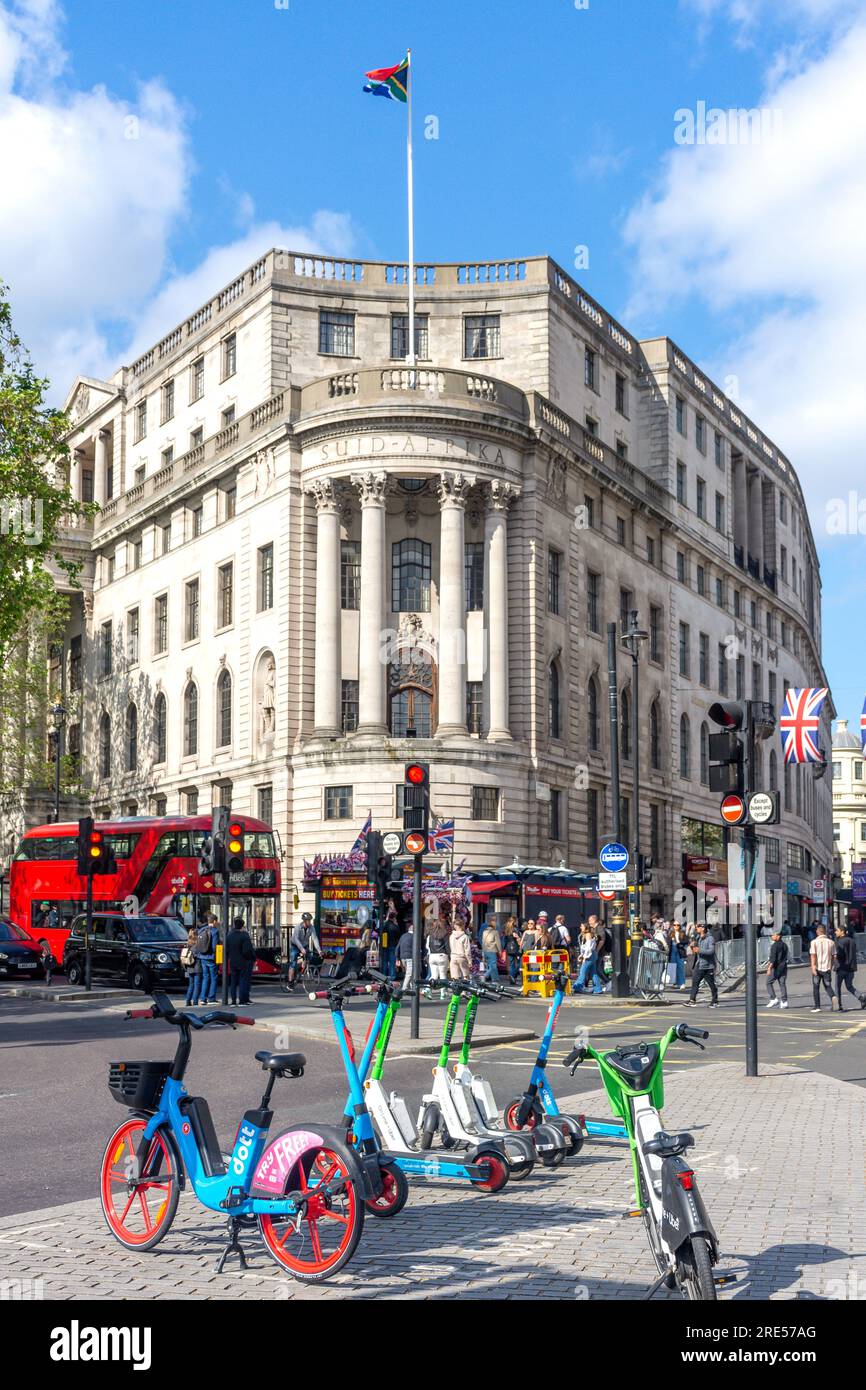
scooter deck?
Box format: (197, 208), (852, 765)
(584, 1117), (628, 1139)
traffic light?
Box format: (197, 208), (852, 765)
(366, 830), (382, 887)
(199, 806), (228, 876)
(636, 853), (653, 886)
(225, 819), (245, 875)
(77, 817), (116, 877)
(403, 762), (430, 835)
(707, 701), (748, 795)
(376, 849), (394, 899)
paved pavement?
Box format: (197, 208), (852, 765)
(1, 1061), (863, 1300)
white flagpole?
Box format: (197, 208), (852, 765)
(406, 49), (415, 370)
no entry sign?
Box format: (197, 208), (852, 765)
(720, 793), (747, 826)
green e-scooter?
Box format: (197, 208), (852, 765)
(564, 1022), (720, 1300)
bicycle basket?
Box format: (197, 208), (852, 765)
(108, 1061), (172, 1110)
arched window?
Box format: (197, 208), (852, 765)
(650, 699), (661, 770)
(679, 714), (691, 779)
(391, 538), (431, 612)
(548, 661), (561, 740)
(216, 669), (232, 747)
(125, 703), (138, 772)
(620, 689), (631, 761)
(587, 676), (600, 752)
(153, 693), (167, 764)
(390, 687), (432, 737)
(99, 712), (111, 778)
(700, 722), (709, 784)
(769, 749), (778, 792)
(183, 681), (198, 757)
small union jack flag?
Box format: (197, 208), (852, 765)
(779, 687), (828, 764)
(351, 811), (372, 854)
(861, 695), (866, 753)
(428, 818), (455, 853)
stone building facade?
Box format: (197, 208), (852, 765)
(832, 720), (866, 891)
(39, 249), (832, 923)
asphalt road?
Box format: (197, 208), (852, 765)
(2, 963), (865, 1217)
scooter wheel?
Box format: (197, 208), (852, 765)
(469, 1147), (510, 1194)
(418, 1105), (440, 1151)
(365, 1161), (409, 1218)
(540, 1145), (567, 1169)
(502, 1134), (535, 1180)
(504, 1098), (539, 1132)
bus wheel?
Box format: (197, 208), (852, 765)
(129, 965), (150, 993)
(67, 960), (83, 986)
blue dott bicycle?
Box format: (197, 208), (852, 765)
(99, 992), (369, 1282)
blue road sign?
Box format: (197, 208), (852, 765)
(599, 842), (629, 872)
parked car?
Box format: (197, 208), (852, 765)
(62, 913), (187, 991)
(0, 917), (45, 978)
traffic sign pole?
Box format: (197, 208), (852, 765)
(410, 853), (423, 1040)
(744, 706), (758, 1079)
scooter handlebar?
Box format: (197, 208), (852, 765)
(126, 1006), (157, 1019)
(676, 1023), (709, 1042)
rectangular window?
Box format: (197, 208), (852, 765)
(464, 313), (500, 359)
(70, 635), (82, 692)
(223, 485), (236, 521)
(650, 605), (662, 662)
(585, 415), (598, 436)
(325, 786), (353, 820)
(222, 332), (237, 378)
(390, 313), (429, 360)
(676, 461), (686, 504)
(182, 788), (199, 815)
(190, 356), (204, 402)
(190, 426), (204, 449)
(715, 431), (723, 469)
(620, 587), (634, 636)
(258, 543), (274, 611)
(736, 654), (745, 699)
(392, 538), (431, 612)
(616, 439), (628, 459)
(646, 537), (655, 567)
(126, 608), (140, 665)
(616, 515), (627, 546)
(675, 395), (685, 436)
(699, 632), (709, 686)
(768, 671), (777, 709)
(676, 551), (686, 584)
(340, 540), (361, 611)
(587, 788), (599, 857)
(696, 415), (706, 453)
(615, 372), (627, 414)
(547, 548), (562, 615)
(154, 594), (168, 655)
(134, 464), (146, 486)
(257, 785), (273, 825)
(697, 564), (706, 597)
(715, 492), (725, 532)
(162, 446), (174, 469)
(221, 405), (235, 427)
(696, 477), (706, 520)
(750, 599), (757, 628)
(549, 789), (563, 842)
(679, 622), (690, 677)
(586, 571), (600, 634)
(81, 469), (94, 503)
(106, 552), (115, 584)
(780, 546), (787, 582)
(161, 378), (174, 424)
(715, 577), (725, 608)
(752, 661), (762, 700)
(134, 399), (147, 442)
(584, 495), (595, 530)
(734, 589), (741, 618)
(160, 522), (171, 556)
(217, 562), (234, 628)
(467, 681), (483, 735)
(130, 536), (142, 571)
(341, 680), (359, 734)
(185, 578), (200, 642)
(100, 621), (113, 677)
(718, 643), (728, 695)
(465, 542), (484, 611)
(584, 346), (596, 390)
(471, 786), (500, 821)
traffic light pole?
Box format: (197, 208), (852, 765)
(84, 870), (93, 992)
(607, 624), (629, 998)
(410, 853), (423, 1039)
(744, 707), (758, 1078)
(221, 874), (230, 1006)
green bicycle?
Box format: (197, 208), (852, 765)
(564, 1022), (719, 1300)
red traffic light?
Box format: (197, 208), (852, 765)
(89, 830), (103, 844)
(229, 822), (243, 837)
(405, 764), (427, 785)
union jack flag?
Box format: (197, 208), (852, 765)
(350, 811), (372, 854)
(779, 687), (828, 764)
(861, 696), (866, 753)
(428, 818), (455, 853)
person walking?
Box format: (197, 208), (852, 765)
(449, 921), (472, 981)
(574, 925), (603, 994)
(424, 921), (450, 999)
(481, 919), (502, 984)
(226, 915), (255, 1005)
(833, 926), (866, 1012)
(669, 923), (688, 990)
(503, 917), (523, 984)
(396, 922), (416, 988)
(379, 906), (398, 980)
(519, 919), (538, 952)
(765, 929), (789, 1009)
(810, 925), (836, 1012)
(688, 924), (719, 1007)
(182, 926), (202, 1006)
(196, 914), (219, 1005)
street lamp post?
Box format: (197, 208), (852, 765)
(50, 701), (67, 825)
(622, 612), (648, 928)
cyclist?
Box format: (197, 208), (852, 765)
(288, 913), (321, 986)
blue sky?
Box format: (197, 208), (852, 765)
(1, 0), (863, 734)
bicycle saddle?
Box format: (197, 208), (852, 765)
(642, 1130), (694, 1157)
(255, 1050), (306, 1078)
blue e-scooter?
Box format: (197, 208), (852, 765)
(502, 971), (627, 1146)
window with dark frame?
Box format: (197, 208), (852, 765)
(465, 542), (484, 611)
(217, 669), (232, 747)
(649, 605), (662, 662)
(341, 540), (361, 610)
(588, 676), (600, 751)
(392, 538), (431, 612)
(549, 789), (563, 842)
(547, 547), (562, 614)
(679, 621), (690, 677)
(466, 681), (483, 735)
(222, 333), (237, 378)
(258, 543), (274, 611)
(134, 399), (147, 442)
(185, 579), (200, 642)
(154, 594), (168, 654)
(464, 314), (500, 358)
(391, 313), (429, 360)
(126, 608), (140, 664)
(217, 562), (234, 629)
(183, 682), (198, 756)
(584, 346), (596, 390)
(675, 395), (685, 435)
(100, 621), (113, 677)
(258, 785), (273, 824)
(586, 571), (600, 633)
(341, 680), (359, 733)
(161, 378), (174, 424)
(615, 372), (627, 414)
(325, 786), (353, 820)
(190, 356), (204, 402)
(154, 693), (167, 764)
(471, 786), (500, 821)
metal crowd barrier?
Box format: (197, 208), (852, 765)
(628, 943), (668, 1000)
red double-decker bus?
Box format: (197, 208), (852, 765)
(9, 816), (281, 966)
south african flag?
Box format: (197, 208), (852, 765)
(363, 54), (409, 102)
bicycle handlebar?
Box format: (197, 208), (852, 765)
(125, 1001), (254, 1028)
(308, 985), (372, 1001)
(126, 1006), (156, 1019)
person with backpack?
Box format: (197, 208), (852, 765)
(196, 913), (219, 1005)
(552, 914), (571, 957)
(503, 917), (523, 984)
(182, 926), (202, 1005)
(226, 915), (256, 1005)
(424, 920), (450, 999)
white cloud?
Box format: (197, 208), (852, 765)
(623, 17), (866, 516)
(685, 0), (866, 35)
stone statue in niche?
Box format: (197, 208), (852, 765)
(259, 657), (276, 742)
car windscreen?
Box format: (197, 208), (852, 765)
(127, 918), (188, 943)
(0, 919), (30, 942)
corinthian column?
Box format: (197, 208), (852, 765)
(484, 480), (520, 741)
(436, 472), (473, 736)
(351, 470), (388, 733)
(94, 429), (110, 509)
(307, 479), (342, 736)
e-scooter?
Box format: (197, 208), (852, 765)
(417, 981), (537, 1178)
(564, 1023), (720, 1300)
(355, 971), (511, 1193)
(502, 970), (624, 1148)
(449, 978), (569, 1167)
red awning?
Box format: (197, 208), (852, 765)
(469, 878), (518, 903)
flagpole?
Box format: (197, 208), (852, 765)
(406, 48), (415, 370)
